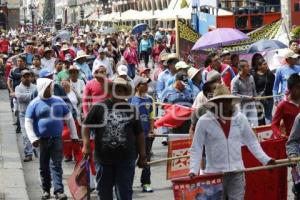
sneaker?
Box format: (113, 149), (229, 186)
(55, 192), (67, 200)
(23, 155), (33, 162)
(41, 191), (51, 200)
(142, 184), (153, 193)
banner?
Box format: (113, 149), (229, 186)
(167, 126), (273, 180)
(176, 19), (202, 67)
(172, 174), (223, 200)
(167, 135), (192, 180)
(168, 126), (288, 200)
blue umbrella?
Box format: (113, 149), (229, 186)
(247, 39), (287, 53)
(131, 23), (148, 35)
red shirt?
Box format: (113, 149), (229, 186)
(204, 64), (235, 88)
(82, 79), (111, 116)
(0, 39), (9, 53)
(218, 119), (231, 138)
(272, 100), (300, 138)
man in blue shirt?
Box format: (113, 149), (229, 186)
(161, 72), (193, 133)
(156, 53), (178, 99)
(25, 78), (78, 200)
(273, 49), (300, 105)
(74, 50), (93, 81)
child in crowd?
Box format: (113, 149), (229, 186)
(129, 76), (154, 192)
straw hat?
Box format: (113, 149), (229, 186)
(188, 67), (201, 79)
(74, 50), (88, 61)
(163, 53), (179, 66)
(44, 47), (53, 53)
(204, 84), (240, 107)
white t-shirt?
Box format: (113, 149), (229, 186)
(192, 91), (208, 109)
(67, 90), (79, 115)
(41, 57), (56, 73)
(70, 79), (85, 99)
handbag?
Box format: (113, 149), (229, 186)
(68, 158), (91, 200)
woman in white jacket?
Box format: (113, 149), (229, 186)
(189, 84), (274, 200)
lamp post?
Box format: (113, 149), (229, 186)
(29, 4), (36, 32)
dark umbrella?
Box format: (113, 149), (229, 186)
(247, 39), (287, 54)
(131, 23), (148, 35)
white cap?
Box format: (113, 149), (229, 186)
(283, 49), (300, 59)
(117, 65), (128, 76)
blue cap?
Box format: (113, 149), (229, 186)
(39, 69), (53, 78)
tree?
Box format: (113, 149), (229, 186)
(180, 0), (189, 9)
(43, 0), (55, 23)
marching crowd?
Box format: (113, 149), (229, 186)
(1, 26), (300, 200)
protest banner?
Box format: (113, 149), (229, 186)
(167, 126), (288, 199)
(172, 174), (223, 200)
(176, 18), (203, 67)
(167, 135), (192, 180)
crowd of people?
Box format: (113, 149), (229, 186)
(1, 26), (300, 199)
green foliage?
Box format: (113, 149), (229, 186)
(291, 26), (300, 40)
(43, 0), (55, 23)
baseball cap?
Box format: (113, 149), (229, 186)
(207, 70), (221, 82)
(69, 65), (80, 71)
(39, 69), (54, 78)
(133, 76), (150, 88)
(139, 67), (151, 75)
(283, 49), (300, 59)
(175, 61), (190, 70)
(117, 65), (128, 76)
(21, 69), (31, 76)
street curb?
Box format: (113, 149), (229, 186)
(0, 90), (29, 200)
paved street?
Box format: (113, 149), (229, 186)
(0, 89), (296, 199)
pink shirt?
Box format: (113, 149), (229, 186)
(82, 79), (111, 116)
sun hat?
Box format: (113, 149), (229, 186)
(61, 44), (69, 51)
(74, 50), (88, 61)
(117, 65), (128, 76)
(112, 77), (133, 95)
(188, 67), (201, 80)
(175, 61), (190, 70)
(207, 70), (221, 83)
(204, 84), (240, 107)
(44, 47), (53, 53)
(163, 53), (179, 66)
(283, 49), (300, 59)
(133, 76), (150, 88)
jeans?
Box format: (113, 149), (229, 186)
(39, 136), (64, 194)
(140, 51), (149, 67)
(95, 159), (136, 200)
(241, 102), (258, 127)
(127, 64), (136, 79)
(141, 137), (153, 185)
(262, 99), (273, 124)
(223, 172), (245, 200)
(19, 113), (33, 157)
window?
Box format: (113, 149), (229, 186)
(295, 3), (300, 12)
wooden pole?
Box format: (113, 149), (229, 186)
(175, 16), (180, 56)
